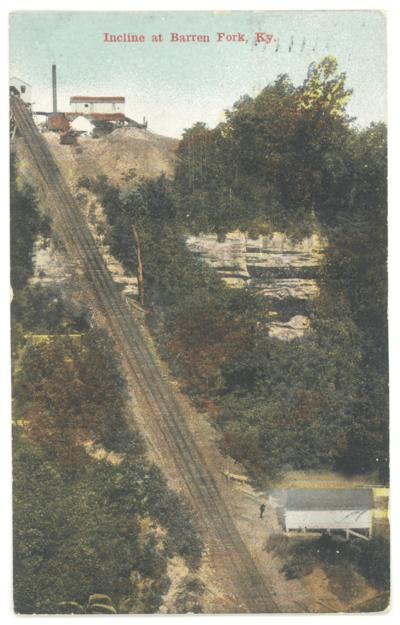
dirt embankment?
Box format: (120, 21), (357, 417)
(44, 127), (179, 188)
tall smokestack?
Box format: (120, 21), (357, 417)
(52, 64), (57, 113)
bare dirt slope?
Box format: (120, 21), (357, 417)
(44, 127), (178, 187)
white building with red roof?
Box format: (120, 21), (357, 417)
(70, 96), (125, 115)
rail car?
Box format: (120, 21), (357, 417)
(10, 90), (32, 116)
(10, 77), (32, 106)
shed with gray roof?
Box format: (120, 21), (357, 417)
(284, 488), (373, 539)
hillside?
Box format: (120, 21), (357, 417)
(44, 126), (179, 188)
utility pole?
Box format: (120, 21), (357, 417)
(132, 225), (145, 307)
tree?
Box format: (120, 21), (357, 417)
(299, 56), (352, 118)
(13, 329), (131, 455)
(10, 153), (50, 291)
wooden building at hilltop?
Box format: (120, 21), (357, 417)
(70, 95), (125, 115)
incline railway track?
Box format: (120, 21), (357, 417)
(11, 96), (279, 613)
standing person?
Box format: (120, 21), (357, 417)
(259, 503), (266, 519)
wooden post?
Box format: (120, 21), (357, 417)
(132, 225), (145, 307)
(348, 529), (370, 541)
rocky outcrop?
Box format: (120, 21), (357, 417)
(268, 314), (311, 342)
(186, 230), (324, 298)
(186, 230), (326, 340)
(186, 231), (250, 288)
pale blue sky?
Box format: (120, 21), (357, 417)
(9, 11), (386, 137)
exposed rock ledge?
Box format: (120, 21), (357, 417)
(186, 229), (325, 341)
(186, 229), (325, 299)
(268, 315), (311, 341)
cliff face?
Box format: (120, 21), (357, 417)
(186, 230), (326, 340)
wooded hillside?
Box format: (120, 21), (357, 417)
(86, 57), (388, 484)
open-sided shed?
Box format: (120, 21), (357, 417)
(284, 488), (373, 539)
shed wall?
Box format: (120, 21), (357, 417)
(71, 101), (125, 114)
(285, 509), (372, 531)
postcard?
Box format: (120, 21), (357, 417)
(9, 10), (389, 614)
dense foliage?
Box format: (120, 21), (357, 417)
(10, 152), (50, 291)
(11, 159), (202, 614)
(13, 423), (201, 613)
(175, 57), (353, 238)
(267, 533), (390, 595)
(176, 58), (388, 482)
(85, 56), (387, 485)
(81, 174), (262, 405)
(13, 307), (202, 613)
